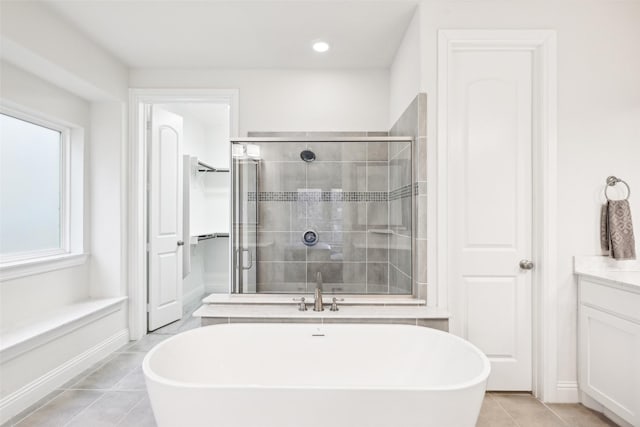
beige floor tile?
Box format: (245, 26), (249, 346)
(113, 367), (147, 391)
(547, 403), (619, 427)
(1, 390), (65, 426)
(69, 353), (145, 390)
(66, 391), (145, 427)
(492, 393), (566, 427)
(120, 334), (169, 353)
(177, 315), (201, 332)
(117, 396), (157, 427)
(476, 394), (518, 427)
(14, 390), (103, 427)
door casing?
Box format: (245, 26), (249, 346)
(128, 89), (239, 340)
(437, 30), (559, 401)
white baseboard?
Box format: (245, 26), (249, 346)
(554, 381), (579, 403)
(0, 329), (129, 425)
(581, 391), (633, 427)
(183, 285), (205, 310)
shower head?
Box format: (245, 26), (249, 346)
(300, 149), (316, 162)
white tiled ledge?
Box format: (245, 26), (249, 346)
(0, 296), (127, 363)
(574, 256), (640, 292)
(202, 294), (426, 306)
(194, 304), (449, 320)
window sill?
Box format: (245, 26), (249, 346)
(0, 253), (88, 282)
(0, 296), (127, 363)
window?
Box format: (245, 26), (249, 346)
(0, 113), (66, 259)
(0, 107), (84, 275)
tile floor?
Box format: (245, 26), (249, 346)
(3, 306), (619, 427)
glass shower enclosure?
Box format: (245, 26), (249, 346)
(231, 137), (413, 295)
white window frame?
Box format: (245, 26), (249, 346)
(0, 104), (86, 280)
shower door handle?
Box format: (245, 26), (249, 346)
(241, 248), (253, 270)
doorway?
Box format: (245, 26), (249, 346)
(437, 31), (558, 399)
(128, 89), (239, 337)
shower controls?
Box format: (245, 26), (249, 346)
(300, 149), (316, 162)
(302, 230), (319, 246)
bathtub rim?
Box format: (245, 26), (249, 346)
(142, 323), (491, 392)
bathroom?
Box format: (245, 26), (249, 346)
(0, 0), (639, 426)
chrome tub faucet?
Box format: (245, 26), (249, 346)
(314, 272), (324, 312)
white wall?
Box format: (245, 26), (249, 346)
(416, 0), (640, 401)
(130, 69), (390, 135)
(203, 239), (231, 293)
(89, 102), (126, 298)
(0, 61), (91, 324)
(389, 9), (421, 127)
(0, 1), (128, 101)
(0, 62), (128, 420)
(0, 2), (129, 417)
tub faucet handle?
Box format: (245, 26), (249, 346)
(330, 297), (344, 312)
(293, 297), (307, 311)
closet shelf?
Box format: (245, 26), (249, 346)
(193, 233), (229, 242)
(197, 160), (229, 173)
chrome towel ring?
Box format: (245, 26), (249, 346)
(605, 176), (631, 201)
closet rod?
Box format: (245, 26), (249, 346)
(197, 160), (229, 173)
(197, 233), (229, 241)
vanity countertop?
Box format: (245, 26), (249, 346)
(574, 256), (640, 292)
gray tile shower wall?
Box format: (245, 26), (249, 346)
(249, 131), (397, 294)
(389, 93), (427, 300)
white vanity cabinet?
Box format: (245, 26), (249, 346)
(577, 273), (640, 427)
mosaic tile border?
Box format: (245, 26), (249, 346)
(247, 187), (414, 202)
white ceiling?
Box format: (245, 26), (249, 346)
(44, 1), (418, 69)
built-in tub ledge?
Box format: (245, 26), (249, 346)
(194, 304), (450, 331)
(202, 293), (426, 306)
(0, 297), (127, 363)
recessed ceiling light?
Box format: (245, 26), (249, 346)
(312, 41), (330, 53)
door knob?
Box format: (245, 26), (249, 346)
(519, 259), (534, 270)
(177, 240), (184, 246)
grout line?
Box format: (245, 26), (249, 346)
(387, 141), (391, 295)
(112, 392), (146, 426)
(489, 393), (524, 427)
(6, 390), (67, 427)
(304, 157), (309, 294)
(61, 391), (106, 427)
(542, 402), (571, 426)
(115, 395), (147, 427)
(365, 155), (369, 294)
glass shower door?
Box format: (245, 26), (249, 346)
(232, 157), (258, 293)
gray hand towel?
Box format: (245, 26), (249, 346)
(601, 200), (636, 260)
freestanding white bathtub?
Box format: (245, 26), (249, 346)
(143, 323), (490, 427)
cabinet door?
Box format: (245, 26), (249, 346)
(579, 305), (640, 426)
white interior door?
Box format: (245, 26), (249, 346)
(447, 49), (533, 390)
(148, 106), (184, 331)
